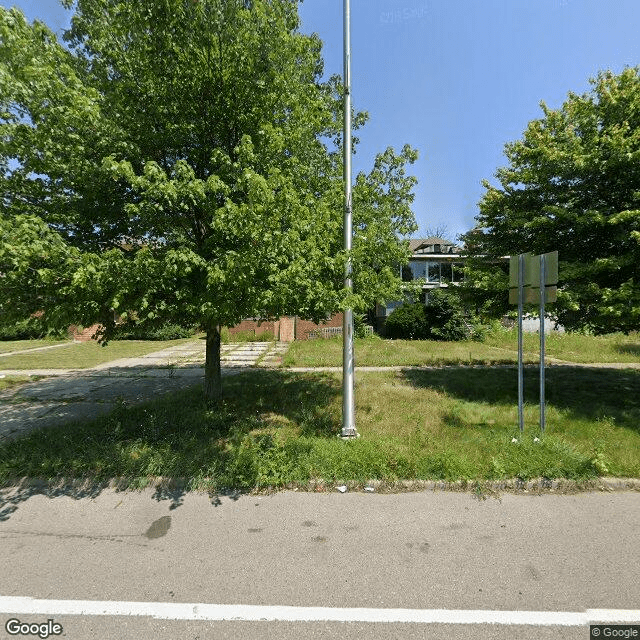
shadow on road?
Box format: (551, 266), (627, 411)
(0, 370), (340, 521)
(0, 480), (104, 522)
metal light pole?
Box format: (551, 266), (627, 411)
(517, 253), (524, 434)
(341, 0), (357, 438)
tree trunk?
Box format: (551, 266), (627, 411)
(204, 324), (222, 404)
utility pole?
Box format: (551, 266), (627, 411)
(341, 0), (357, 438)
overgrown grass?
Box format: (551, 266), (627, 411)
(283, 335), (534, 367)
(0, 339), (71, 355)
(0, 375), (34, 391)
(220, 328), (276, 343)
(283, 330), (640, 367)
(1, 367), (638, 488)
(0, 337), (198, 370)
(483, 328), (640, 363)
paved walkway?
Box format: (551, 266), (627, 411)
(0, 341), (290, 443)
(2, 338), (638, 444)
(0, 341), (77, 358)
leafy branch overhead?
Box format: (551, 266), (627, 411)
(0, 1), (418, 400)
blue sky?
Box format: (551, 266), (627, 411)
(7, 0), (640, 241)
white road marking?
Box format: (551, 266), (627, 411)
(0, 597), (638, 625)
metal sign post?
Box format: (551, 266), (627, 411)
(539, 254), (546, 434)
(517, 254), (525, 434)
(509, 251), (558, 435)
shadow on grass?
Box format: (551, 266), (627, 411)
(0, 370), (340, 521)
(614, 343), (640, 357)
(401, 365), (640, 430)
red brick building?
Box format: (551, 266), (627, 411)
(227, 314), (343, 342)
(71, 314), (344, 343)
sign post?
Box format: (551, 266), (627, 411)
(517, 254), (525, 433)
(509, 251), (558, 434)
(539, 255), (546, 433)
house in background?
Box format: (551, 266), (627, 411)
(70, 237), (466, 342)
(374, 236), (466, 332)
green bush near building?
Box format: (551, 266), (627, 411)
(385, 290), (469, 341)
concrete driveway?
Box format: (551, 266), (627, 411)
(0, 340), (290, 443)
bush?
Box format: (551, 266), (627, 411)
(0, 317), (65, 340)
(111, 323), (196, 341)
(385, 290), (470, 341)
(222, 329), (276, 343)
(423, 289), (469, 341)
(384, 303), (429, 340)
(354, 313), (374, 338)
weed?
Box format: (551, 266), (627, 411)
(1, 367), (638, 488)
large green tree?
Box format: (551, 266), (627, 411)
(462, 67), (640, 333)
(0, 1), (417, 400)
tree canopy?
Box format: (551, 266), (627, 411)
(461, 67), (640, 334)
(0, 1), (418, 399)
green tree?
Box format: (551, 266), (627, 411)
(462, 68), (640, 333)
(0, 2), (417, 401)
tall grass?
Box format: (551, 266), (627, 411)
(2, 366), (638, 488)
(283, 330), (640, 367)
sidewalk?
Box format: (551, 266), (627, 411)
(0, 340), (291, 377)
(0, 340), (290, 443)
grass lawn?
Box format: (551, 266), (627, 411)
(1, 366), (638, 488)
(283, 330), (640, 367)
(0, 337), (199, 370)
(0, 339), (72, 354)
(0, 375), (35, 391)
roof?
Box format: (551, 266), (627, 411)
(409, 237), (461, 254)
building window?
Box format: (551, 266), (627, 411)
(407, 259), (463, 284)
(409, 260), (427, 280)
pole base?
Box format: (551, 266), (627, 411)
(339, 429), (360, 440)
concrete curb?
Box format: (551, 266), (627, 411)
(2, 476), (639, 496)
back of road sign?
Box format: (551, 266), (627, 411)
(508, 251), (558, 304)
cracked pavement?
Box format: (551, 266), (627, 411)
(0, 340), (290, 443)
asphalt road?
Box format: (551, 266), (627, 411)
(0, 487), (638, 639)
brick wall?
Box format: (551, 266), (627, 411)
(227, 319), (278, 339)
(70, 315), (345, 343)
(278, 317), (295, 342)
(295, 313), (343, 341)
(68, 323), (101, 342)
(227, 314), (343, 342)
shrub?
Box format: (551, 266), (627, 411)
(384, 303), (429, 340)
(385, 290), (470, 341)
(423, 289), (469, 341)
(111, 323), (196, 340)
(354, 313), (374, 338)
(223, 329), (276, 343)
(0, 317), (65, 340)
